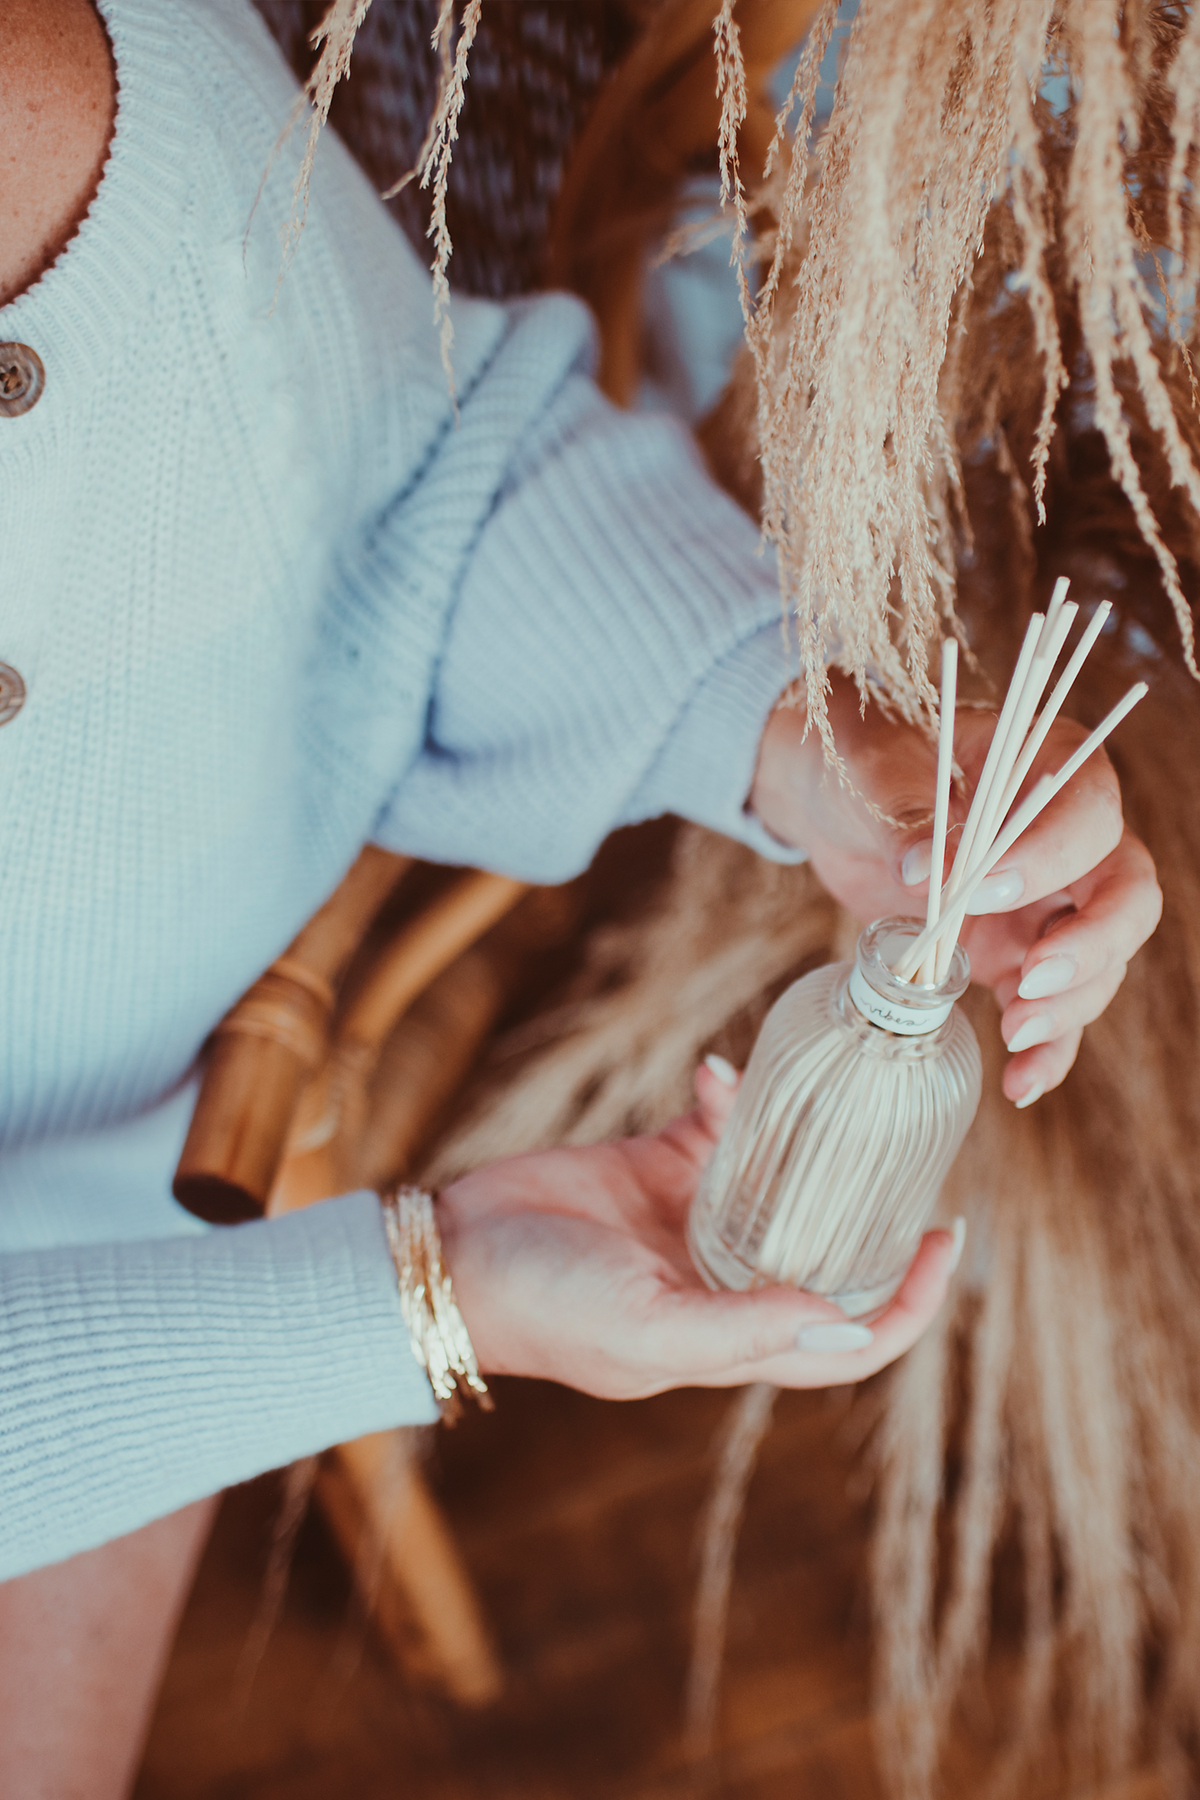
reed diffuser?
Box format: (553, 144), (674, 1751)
(689, 584), (1147, 1315)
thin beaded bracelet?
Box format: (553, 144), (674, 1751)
(379, 1185), (492, 1421)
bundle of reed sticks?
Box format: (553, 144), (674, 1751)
(894, 580), (1147, 988)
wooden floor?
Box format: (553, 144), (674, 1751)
(134, 1374), (1179, 1800)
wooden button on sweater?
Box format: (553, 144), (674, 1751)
(0, 344), (45, 418)
(0, 663), (26, 725)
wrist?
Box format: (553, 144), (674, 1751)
(431, 1176), (506, 1379)
(379, 1185), (492, 1419)
(747, 690), (823, 849)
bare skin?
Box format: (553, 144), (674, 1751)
(0, 0), (115, 306)
(0, 1497), (219, 1800)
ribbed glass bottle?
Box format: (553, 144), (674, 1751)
(687, 918), (982, 1318)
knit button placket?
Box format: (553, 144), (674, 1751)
(0, 662), (26, 726)
(0, 345), (41, 716)
(0, 344), (45, 418)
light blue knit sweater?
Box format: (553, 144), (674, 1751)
(0, 0), (798, 1579)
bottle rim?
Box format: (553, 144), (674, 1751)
(848, 917), (970, 1036)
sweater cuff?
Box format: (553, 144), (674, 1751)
(623, 620), (807, 862)
(0, 1192), (436, 1578)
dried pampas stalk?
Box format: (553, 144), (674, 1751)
(413, 0), (484, 393)
(282, 0), (372, 272)
(283, 0), (483, 387)
(685, 1380), (778, 1762)
(745, 0), (1057, 747)
(1059, 0), (1200, 679)
(1167, 8), (1200, 286)
(714, 0), (753, 323)
(232, 1454), (319, 1706)
(1004, 6), (1065, 520)
(281, 3), (1200, 730)
(710, 0), (1200, 750)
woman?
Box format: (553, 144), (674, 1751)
(0, 1), (1155, 1794)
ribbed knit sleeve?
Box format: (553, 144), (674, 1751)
(0, 1193), (436, 1579)
(374, 341), (803, 882)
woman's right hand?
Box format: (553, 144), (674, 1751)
(437, 1061), (961, 1402)
(751, 673), (1161, 1109)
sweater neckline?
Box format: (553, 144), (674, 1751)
(0, 0), (193, 409)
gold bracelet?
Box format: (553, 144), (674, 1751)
(379, 1185), (492, 1421)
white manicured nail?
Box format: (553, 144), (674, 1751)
(901, 840), (933, 886)
(1015, 1080), (1045, 1110)
(1006, 1016), (1052, 1054)
(964, 869), (1026, 914)
(1018, 955), (1076, 1000)
(948, 1216), (966, 1273)
(797, 1321), (874, 1353)
(703, 1053), (738, 1088)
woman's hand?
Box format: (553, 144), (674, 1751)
(438, 1060), (960, 1401)
(751, 674), (1162, 1105)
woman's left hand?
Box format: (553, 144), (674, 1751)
(750, 673), (1162, 1106)
(438, 1061), (959, 1399)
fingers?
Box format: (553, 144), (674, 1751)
(902, 720), (1127, 926)
(633, 1282), (847, 1390)
(1013, 831), (1161, 996)
(962, 735), (1123, 915)
(694, 1054), (740, 1137)
(647, 1060), (742, 1192)
(991, 830), (1160, 1102)
(1001, 1026), (1081, 1108)
(653, 1226), (960, 1392)
(1002, 963), (1123, 1056)
(741, 1226), (960, 1389)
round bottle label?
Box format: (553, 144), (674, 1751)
(848, 963), (955, 1035)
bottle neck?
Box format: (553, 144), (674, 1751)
(847, 962), (955, 1036)
(847, 918), (970, 1038)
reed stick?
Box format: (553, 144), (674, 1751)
(942, 614), (1044, 905)
(930, 601), (1079, 983)
(963, 602), (1078, 878)
(1044, 574), (1072, 633)
(991, 601), (1113, 827)
(893, 681), (1149, 979)
(917, 639), (958, 986)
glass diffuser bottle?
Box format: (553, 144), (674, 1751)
(688, 918), (982, 1318)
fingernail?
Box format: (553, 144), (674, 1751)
(964, 869), (1026, 915)
(1006, 1015), (1052, 1054)
(901, 840), (933, 886)
(797, 1321), (874, 1353)
(1015, 1080), (1045, 1110)
(1018, 955), (1076, 1000)
(948, 1216), (966, 1273)
(703, 1053), (738, 1088)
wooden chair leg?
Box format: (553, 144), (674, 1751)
(263, 881), (583, 1707)
(316, 1430), (502, 1707)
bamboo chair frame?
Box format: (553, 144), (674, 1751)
(173, 852), (585, 1707)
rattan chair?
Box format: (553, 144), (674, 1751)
(174, 850), (582, 1705)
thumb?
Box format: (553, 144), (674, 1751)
(898, 833), (936, 894)
(869, 729), (970, 897)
